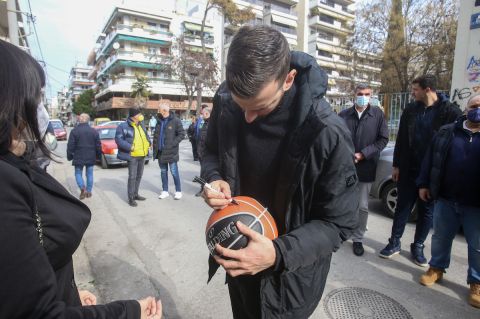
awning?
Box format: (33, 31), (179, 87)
(117, 34), (169, 46)
(271, 15), (297, 28)
(118, 60), (165, 70)
(184, 22), (213, 33)
(316, 42), (349, 56)
(186, 46), (214, 54)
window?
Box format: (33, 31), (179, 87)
(318, 50), (332, 58)
(318, 30), (334, 41)
(319, 14), (334, 25)
(147, 22), (156, 28)
(148, 47), (157, 54)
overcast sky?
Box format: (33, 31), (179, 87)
(21, 0), (128, 99)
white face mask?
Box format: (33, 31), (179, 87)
(37, 102), (50, 138)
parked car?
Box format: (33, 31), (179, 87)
(95, 125), (151, 169)
(370, 143), (418, 221)
(98, 120), (124, 126)
(49, 119), (67, 141)
(93, 117), (111, 126)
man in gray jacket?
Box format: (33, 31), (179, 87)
(339, 84), (389, 256)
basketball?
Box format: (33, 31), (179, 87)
(205, 196), (278, 256)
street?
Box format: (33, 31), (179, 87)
(50, 139), (479, 319)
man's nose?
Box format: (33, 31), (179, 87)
(244, 111), (258, 123)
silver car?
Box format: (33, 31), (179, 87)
(370, 143), (418, 221)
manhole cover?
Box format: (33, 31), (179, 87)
(323, 287), (413, 319)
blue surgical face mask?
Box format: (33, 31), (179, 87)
(467, 108), (480, 123)
(356, 96), (370, 108)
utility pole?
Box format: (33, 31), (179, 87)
(7, 0), (19, 46)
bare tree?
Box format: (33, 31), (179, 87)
(195, 0), (255, 113)
(354, 0), (458, 93)
(171, 36), (218, 118)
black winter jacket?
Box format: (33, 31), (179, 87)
(152, 113), (185, 164)
(393, 94), (461, 180)
(339, 105), (389, 182)
(202, 51), (359, 319)
(115, 119), (150, 161)
(67, 123), (101, 166)
(0, 153), (140, 319)
(196, 118), (209, 161)
(417, 116), (480, 206)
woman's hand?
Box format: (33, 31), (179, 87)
(138, 297), (162, 319)
(78, 290), (97, 306)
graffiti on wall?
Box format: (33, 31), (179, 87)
(467, 56), (480, 83)
(452, 86), (480, 101)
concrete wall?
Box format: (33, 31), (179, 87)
(450, 1), (480, 109)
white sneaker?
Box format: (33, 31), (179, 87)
(158, 191), (169, 199)
(174, 192), (182, 200)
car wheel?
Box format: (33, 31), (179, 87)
(101, 155), (109, 169)
(381, 182), (418, 222)
(381, 182), (397, 219)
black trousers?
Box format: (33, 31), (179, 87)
(227, 274), (262, 319)
(190, 139), (198, 160)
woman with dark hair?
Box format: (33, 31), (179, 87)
(0, 41), (162, 318)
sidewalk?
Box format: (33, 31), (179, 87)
(51, 141), (479, 319)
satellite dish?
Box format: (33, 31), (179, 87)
(112, 42), (120, 50)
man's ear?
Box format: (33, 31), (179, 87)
(283, 69), (297, 91)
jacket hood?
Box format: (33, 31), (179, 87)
(290, 51), (328, 100)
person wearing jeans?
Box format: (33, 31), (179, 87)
(416, 93), (480, 308)
(379, 75), (462, 266)
(115, 108), (150, 207)
(339, 84), (388, 256)
(67, 113), (101, 199)
(153, 104), (185, 200)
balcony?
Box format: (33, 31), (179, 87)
(183, 34), (215, 49)
(310, 1), (355, 20)
(309, 16), (352, 35)
(100, 24), (174, 56)
(98, 51), (172, 77)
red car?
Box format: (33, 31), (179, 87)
(95, 124), (151, 169)
(49, 119), (67, 140)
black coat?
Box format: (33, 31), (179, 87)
(393, 94), (462, 181)
(152, 114), (185, 164)
(339, 105), (389, 182)
(196, 118), (209, 160)
(0, 153), (140, 319)
(202, 51), (359, 319)
(67, 123), (101, 166)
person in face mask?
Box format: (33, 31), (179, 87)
(416, 93), (480, 309)
(339, 84), (389, 256)
(115, 108), (151, 207)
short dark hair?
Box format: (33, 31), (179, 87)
(0, 40), (49, 157)
(201, 104), (209, 109)
(355, 83), (371, 92)
(412, 75), (437, 91)
(226, 25), (290, 98)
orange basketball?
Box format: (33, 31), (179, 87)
(205, 196), (278, 256)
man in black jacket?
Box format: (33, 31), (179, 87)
(67, 113), (101, 199)
(339, 84), (388, 256)
(416, 93), (480, 308)
(379, 75), (462, 266)
(153, 104), (185, 200)
(201, 25), (358, 319)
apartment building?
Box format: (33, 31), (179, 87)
(0, 0), (30, 50)
(297, 0), (381, 104)
(88, 3), (222, 119)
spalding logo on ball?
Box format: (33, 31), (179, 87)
(205, 196), (278, 256)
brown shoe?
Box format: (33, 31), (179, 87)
(86, 192), (92, 198)
(79, 188), (86, 200)
(419, 267), (443, 286)
(470, 283), (480, 308)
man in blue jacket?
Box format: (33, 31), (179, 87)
(339, 84), (388, 256)
(115, 108), (150, 207)
(416, 93), (480, 308)
(67, 113), (101, 199)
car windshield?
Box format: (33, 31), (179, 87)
(97, 128), (116, 140)
(50, 121), (63, 129)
